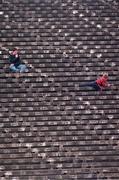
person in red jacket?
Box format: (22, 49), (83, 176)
(80, 73), (111, 91)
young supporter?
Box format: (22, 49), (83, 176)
(80, 73), (111, 91)
(9, 47), (28, 73)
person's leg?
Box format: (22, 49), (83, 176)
(91, 82), (101, 91)
(80, 81), (100, 91)
(80, 82), (95, 87)
(9, 64), (20, 73)
(17, 64), (28, 73)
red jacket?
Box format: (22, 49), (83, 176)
(96, 76), (108, 88)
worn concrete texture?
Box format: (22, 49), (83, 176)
(0, 0), (119, 179)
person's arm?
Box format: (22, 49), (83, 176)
(8, 51), (12, 54)
(105, 80), (112, 87)
(98, 79), (109, 91)
(16, 54), (18, 58)
(100, 78), (110, 87)
(102, 82), (112, 90)
(0, 46), (9, 52)
(9, 54), (17, 63)
(107, 83), (113, 88)
(104, 82), (109, 87)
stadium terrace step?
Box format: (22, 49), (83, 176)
(0, 0), (119, 179)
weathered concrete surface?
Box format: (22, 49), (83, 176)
(0, 0), (119, 179)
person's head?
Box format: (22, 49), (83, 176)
(103, 73), (108, 79)
(11, 47), (19, 55)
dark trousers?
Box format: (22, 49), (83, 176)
(80, 81), (101, 91)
